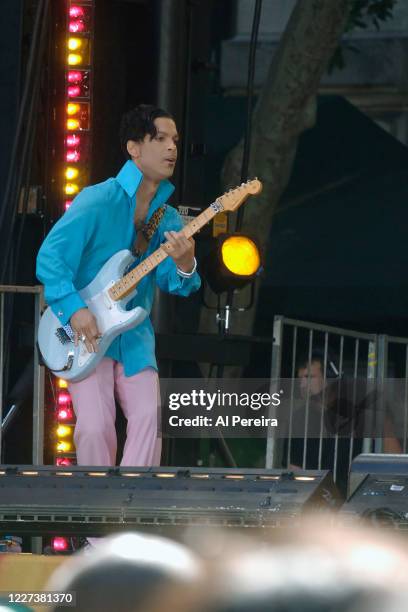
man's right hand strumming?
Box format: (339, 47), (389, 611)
(70, 308), (101, 353)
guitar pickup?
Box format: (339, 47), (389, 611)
(55, 327), (74, 345)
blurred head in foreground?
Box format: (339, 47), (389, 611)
(47, 532), (202, 612)
(155, 516), (408, 612)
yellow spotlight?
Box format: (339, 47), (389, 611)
(67, 118), (80, 130)
(65, 183), (79, 196)
(221, 236), (260, 276)
(67, 103), (80, 115)
(57, 441), (72, 452)
(68, 53), (83, 66)
(65, 167), (79, 180)
(57, 425), (71, 438)
(68, 37), (82, 51)
(203, 232), (262, 294)
(58, 379), (68, 388)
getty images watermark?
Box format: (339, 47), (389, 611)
(159, 379), (283, 437)
(159, 378), (405, 438)
(168, 389), (281, 427)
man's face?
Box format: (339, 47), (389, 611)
(129, 117), (179, 182)
(297, 360), (325, 399)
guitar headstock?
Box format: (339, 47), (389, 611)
(217, 179), (263, 212)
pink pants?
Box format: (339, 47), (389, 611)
(68, 358), (161, 467)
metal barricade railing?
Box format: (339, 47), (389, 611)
(266, 315), (378, 488)
(0, 285), (45, 465)
(1, 297), (407, 477)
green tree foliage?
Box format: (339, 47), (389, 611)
(331, 0), (397, 70)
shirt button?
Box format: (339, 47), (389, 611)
(58, 310), (63, 317)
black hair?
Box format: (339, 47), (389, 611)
(119, 104), (174, 159)
(297, 350), (340, 378)
(52, 560), (172, 611)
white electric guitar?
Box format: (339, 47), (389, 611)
(38, 179), (262, 381)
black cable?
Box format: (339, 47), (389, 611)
(0, 0), (50, 452)
(4, 77), (39, 283)
(0, 0), (46, 410)
(223, 0), (262, 325)
(0, 121), (37, 442)
(237, 0), (263, 231)
(1, 0), (48, 283)
(11, 106), (39, 281)
(0, 0), (45, 244)
(11, 1), (50, 284)
(180, 1), (194, 203)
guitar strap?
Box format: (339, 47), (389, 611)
(132, 205), (167, 258)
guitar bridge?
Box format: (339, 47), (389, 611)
(55, 325), (75, 345)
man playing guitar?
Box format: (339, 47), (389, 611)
(37, 104), (200, 469)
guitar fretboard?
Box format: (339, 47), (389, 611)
(108, 203), (221, 301)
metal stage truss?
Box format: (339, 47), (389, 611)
(0, 465), (339, 536)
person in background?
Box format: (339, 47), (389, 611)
(284, 351), (401, 494)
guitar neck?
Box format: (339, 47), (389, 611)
(108, 203), (220, 301)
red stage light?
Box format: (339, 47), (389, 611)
(67, 71), (90, 98)
(68, 85), (81, 98)
(56, 457), (74, 467)
(64, 201), (72, 211)
(69, 19), (85, 33)
(67, 70), (83, 83)
(57, 407), (74, 421)
(66, 149), (81, 163)
(66, 134), (80, 147)
(69, 6), (84, 19)
(52, 537), (69, 552)
(57, 392), (71, 406)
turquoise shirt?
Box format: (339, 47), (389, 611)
(36, 160), (201, 376)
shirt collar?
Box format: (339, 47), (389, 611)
(116, 160), (175, 205)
